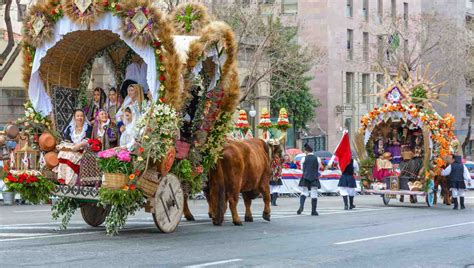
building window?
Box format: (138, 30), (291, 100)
(376, 74), (384, 104)
(403, 2), (409, 26)
(345, 0), (353, 18)
(17, 4), (26, 22)
(362, 74), (369, 104)
(362, 0), (369, 21)
(346, 72), (354, 104)
(391, 0), (397, 20)
(377, 0), (383, 23)
(282, 0), (297, 14)
(377, 35), (384, 61)
(363, 32), (369, 61)
(347, 29), (354, 60)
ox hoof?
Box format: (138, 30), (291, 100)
(233, 221), (243, 226)
(244, 216), (253, 222)
(212, 220), (223, 226)
(262, 212), (271, 222)
(185, 215), (195, 221)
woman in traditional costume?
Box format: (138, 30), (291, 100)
(106, 87), (121, 124)
(85, 87), (107, 122)
(373, 137), (387, 159)
(57, 109), (92, 186)
(270, 152), (284, 206)
(387, 128), (402, 164)
(120, 107), (139, 150)
(116, 84), (144, 123)
(93, 109), (118, 150)
(338, 159), (357, 210)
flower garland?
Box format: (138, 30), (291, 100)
(120, 5), (154, 47)
(134, 101), (179, 172)
(15, 101), (56, 141)
(3, 172), (54, 204)
(201, 112), (233, 173)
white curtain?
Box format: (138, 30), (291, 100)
(28, 13), (158, 115)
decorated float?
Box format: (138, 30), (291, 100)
(1, 1), (239, 235)
(354, 66), (459, 207)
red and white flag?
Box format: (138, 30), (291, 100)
(328, 130), (352, 172)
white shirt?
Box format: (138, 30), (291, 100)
(125, 62), (148, 93)
(441, 164), (471, 182)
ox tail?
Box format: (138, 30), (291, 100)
(209, 162), (226, 226)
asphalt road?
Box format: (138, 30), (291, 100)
(0, 193), (473, 267)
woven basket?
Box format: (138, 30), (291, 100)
(137, 168), (160, 197)
(102, 173), (129, 190)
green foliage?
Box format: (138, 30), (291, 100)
(51, 197), (79, 230)
(411, 86), (428, 103)
(172, 159), (202, 194)
(201, 112), (234, 172)
(98, 188), (145, 236)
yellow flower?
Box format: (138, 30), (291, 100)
(159, 65), (165, 72)
(129, 174), (136, 180)
(137, 156), (144, 162)
(123, 185), (129, 191)
(111, 2), (116, 7)
(155, 49), (161, 55)
(3, 178), (8, 184)
(143, 135), (149, 140)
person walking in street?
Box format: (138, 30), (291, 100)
(297, 144), (321, 216)
(441, 155), (470, 210)
(270, 152), (283, 206)
(338, 159), (357, 210)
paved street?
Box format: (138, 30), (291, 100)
(0, 193), (473, 267)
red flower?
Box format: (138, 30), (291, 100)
(134, 170), (140, 176)
(58, 178), (66, 185)
(7, 173), (17, 183)
(129, 184), (136, 191)
(51, 9), (57, 15)
(18, 173), (28, 183)
(103, 0), (109, 6)
(143, 8), (150, 15)
(159, 55), (164, 62)
(138, 147), (145, 154)
(115, 4), (121, 11)
(88, 138), (102, 152)
(153, 41), (162, 48)
(159, 98), (165, 103)
(159, 75), (165, 82)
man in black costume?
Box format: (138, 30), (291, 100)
(297, 144), (321, 216)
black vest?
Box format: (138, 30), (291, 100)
(448, 157), (464, 183)
(303, 154), (319, 182)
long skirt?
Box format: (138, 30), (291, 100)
(57, 149), (82, 186)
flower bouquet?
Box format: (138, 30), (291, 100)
(275, 108), (292, 131)
(3, 171), (54, 204)
(97, 148), (133, 190)
(88, 138), (102, 152)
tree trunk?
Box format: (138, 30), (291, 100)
(0, 0), (14, 66)
(462, 97), (474, 158)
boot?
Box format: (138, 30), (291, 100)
(399, 195), (404, 202)
(342, 196), (349, 210)
(349, 196), (356, 209)
(273, 193), (278, 206)
(460, 197), (465, 209)
(271, 193), (276, 206)
(453, 197), (459, 210)
(297, 195), (306, 215)
(311, 198), (319, 216)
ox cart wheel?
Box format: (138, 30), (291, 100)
(152, 174), (184, 233)
(80, 203), (110, 227)
(382, 194), (391, 206)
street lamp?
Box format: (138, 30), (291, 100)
(249, 105), (256, 136)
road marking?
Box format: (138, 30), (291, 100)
(0, 233), (50, 237)
(13, 210), (51, 213)
(184, 258), (243, 267)
(334, 221), (474, 245)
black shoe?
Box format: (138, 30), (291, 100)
(453, 198), (459, 210)
(349, 196), (356, 209)
(297, 195), (306, 215)
(343, 196), (348, 210)
(271, 194), (276, 206)
(311, 198), (318, 216)
(460, 197), (465, 210)
(273, 193), (278, 206)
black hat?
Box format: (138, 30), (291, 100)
(304, 143), (313, 152)
(120, 79), (137, 100)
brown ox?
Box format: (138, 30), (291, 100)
(434, 175), (451, 205)
(207, 138), (281, 226)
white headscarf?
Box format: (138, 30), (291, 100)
(120, 106), (140, 150)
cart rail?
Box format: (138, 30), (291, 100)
(52, 185), (100, 201)
(363, 189), (427, 196)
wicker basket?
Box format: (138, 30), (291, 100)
(137, 169), (160, 197)
(102, 173), (129, 190)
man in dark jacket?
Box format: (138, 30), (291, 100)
(441, 155), (469, 209)
(297, 144), (321, 216)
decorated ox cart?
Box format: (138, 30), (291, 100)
(1, 1), (239, 235)
(354, 67), (459, 207)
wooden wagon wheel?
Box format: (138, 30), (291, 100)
(152, 173), (184, 233)
(80, 203), (110, 227)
